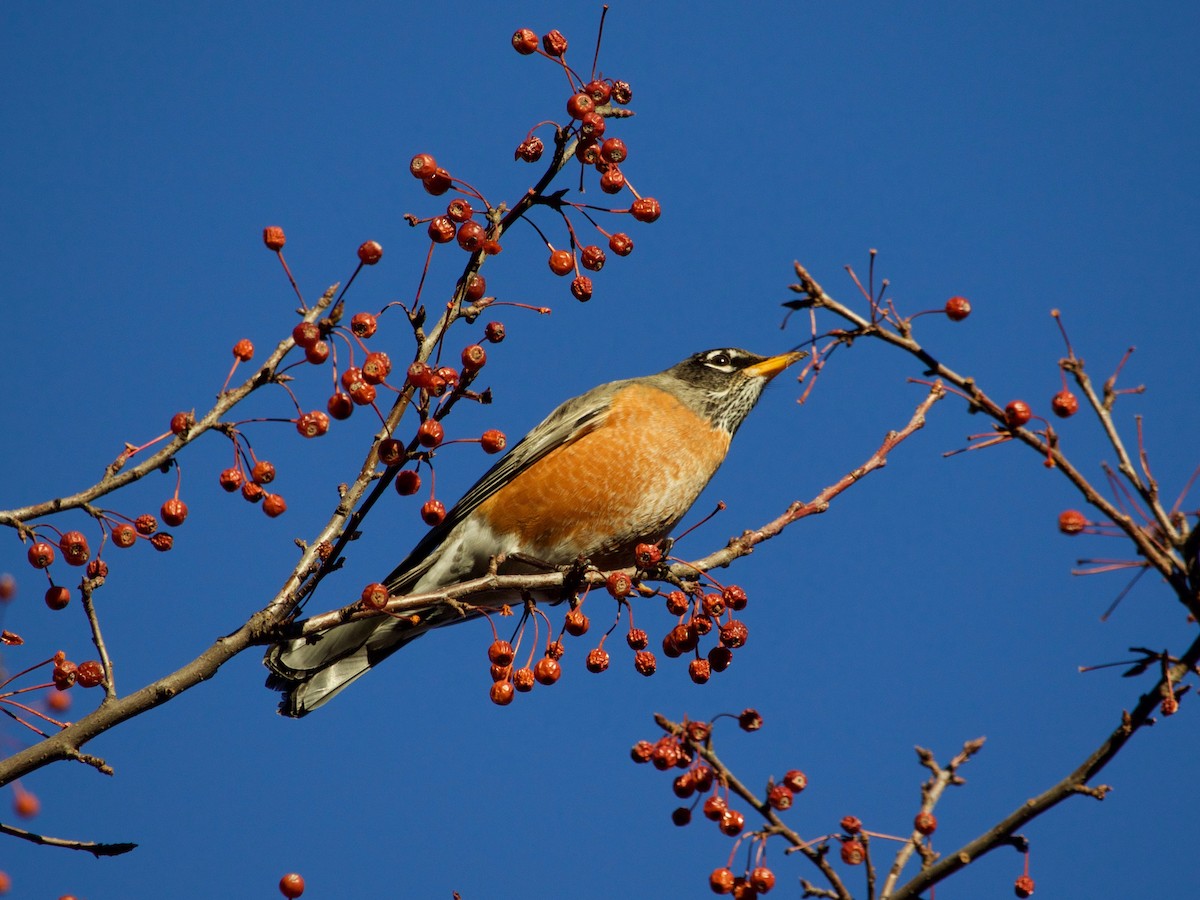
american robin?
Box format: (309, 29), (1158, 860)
(265, 347), (804, 716)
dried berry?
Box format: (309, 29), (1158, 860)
(263, 226), (286, 250)
(360, 583), (390, 611)
(304, 340), (330, 365)
(626, 628), (648, 650)
(513, 667), (535, 692)
(542, 29), (568, 57)
(599, 167), (625, 194)
(219, 468), (244, 492)
(409, 153), (437, 179)
(723, 585), (748, 610)
(782, 770), (808, 793)
(738, 709), (763, 731)
(262, 494), (287, 518)
(719, 808), (745, 837)
(427, 216), (456, 243)
(585, 80), (612, 105)
(251, 461), (276, 485)
(630, 740), (654, 763)
(611, 80), (632, 104)
(86, 559), (108, 579)
(570, 276), (593, 302)
(600, 137), (627, 164)
(292, 322), (321, 348)
(709, 867), (735, 895)
(515, 137), (544, 162)
(606, 571), (634, 599)
(457, 221), (486, 253)
(580, 245), (606, 272)
(841, 815), (863, 834)
(362, 352), (392, 385)
(461, 344), (487, 372)
(489, 680), (515, 706)
(1051, 389), (1079, 418)
(564, 609), (590, 636)
(480, 429), (506, 454)
(422, 168), (452, 195)
(608, 232), (633, 256)
(689, 659), (712, 684)
(840, 839), (865, 865)
(767, 784), (794, 810)
(112, 524), (138, 548)
(417, 419), (444, 448)
(232, 339), (254, 361)
(630, 197), (662, 223)
(421, 499), (446, 526)
(665, 590), (690, 616)
(58, 531), (90, 566)
(1014, 875), (1035, 898)
(534, 656), (561, 685)
(748, 867), (775, 894)
(378, 438), (404, 467)
(586, 647), (610, 673)
(634, 650), (657, 676)
(914, 811), (937, 835)
(296, 411), (330, 438)
(484, 321), (506, 343)
(719, 620), (748, 649)
(76, 660), (105, 688)
(170, 411), (194, 434)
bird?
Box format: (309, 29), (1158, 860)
(265, 346), (804, 716)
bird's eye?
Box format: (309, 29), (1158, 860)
(708, 351), (731, 367)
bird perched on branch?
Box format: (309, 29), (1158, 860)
(265, 347), (804, 716)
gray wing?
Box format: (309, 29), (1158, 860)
(382, 377), (629, 593)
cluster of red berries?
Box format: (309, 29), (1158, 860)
(50, 651), (105, 691)
(507, 26), (660, 303)
(631, 715), (805, 896)
(216, 452), (287, 518)
(484, 636), (568, 706)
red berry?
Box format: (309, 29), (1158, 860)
(1014, 875), (1035, 898)
(708, 645), (733, 672)
(480, 429), (506, 454)
(292, 322), (320, 348)
(362, 351), (392, 385)
(377, 438), (404, 467)
(421, 499), (446, 526)
(161, 499), (188, 527)
(545, 640), (565, 660)
(767, 784), (794, 810)
(600, 137), (627, 164)
(296, 411), (330, 438)
(515, 136), (545, 162)
(251, 461), (276, 485)
(232, 339), (254, 361)
(548, 248), (574, 276)
(626, 628), (648, 650)
(149, 532), (174, 551)
(1161, 695), (1180, 715)
(86, 559), (108, 579)
(576, 138), (602, 166)
(279, 873), (306, 899)
(689, 659), (712, 684)
(634, 650), (657, 676)
(608, 232), (633, 256)
(564, 608), (590, 636)
(112, 523), (138, 548)
(76, 660), (105, 688)
(28, 541), (55, 569)
(586, 647), (610, 673)
(945, 295), (971, 321)
(606, 571), (634, 599)
(599, 167), (625, 194)
(241, 482), (264, 503)
(719, 808), (745, 836)
(1051, 389), (1079, 418)
(580, 245), (606, 272)
(709, 867), (735, 894)
(395, 469), (422, 496)
(350, 311), (378, 338)
(304, 340), (330, 365)
(489, 680), (515, 706)
(702, 593), (726, 617)
(170, 411), (194, 435)
(749, 867), (775, 893)
(585, 80), (612, 105)
(263, 226), (286, 250)
(633, 543), (661, 568)
(570, 276), (593, 302)
(327, 392), (354, 420)
(356, 240), (383, 265)
(665, 590), (690, 615)
(702, 795), (727, 821)
(58, 531), (89, 566)
(427, 216), (456, 243)
(782, 770), (808, 793)
(630, 740), (654, 763)
(671, 806), (691, 827)
(841, 815), (863, 834)
(445, 197), (473, 222)
(1052, 510), (1084, 533)
(133, 514), (157, 536)
(534, 656), (561, 685)
(44, 585), (70, 610)
(457, 221), (486, 252)
(422, 168), (452, 196)
(511, 28), (539, 55)
(611, 80), (632, 104)
(723, 585), (748, 610)
(348, 381), (376, 406)
(1004, 400), (1032, 428)
(360, 582), (390, 611)
(417, 419), (444, 448)
(512, 667), (535, 692)
(409, 153), (437, 179)
(487, 640), (515, 667)
(840, 839), (865, 865)
(579, 111), (606, 139)
(630, 197), (661, 223)
(218, 468), (243, 492)
(262, 494), (287, 518)
(542, 29), (568, 57)
(484, 321), (505, 343)
(738, 708), (763, 731)
(719, 620), (748, 649)
(464, 273), (487, 301)
(914, 811), (937, 835)
(455, 347), (487, 377)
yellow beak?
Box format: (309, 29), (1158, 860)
(743, 350), (807, 381)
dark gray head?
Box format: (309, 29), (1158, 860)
(656, 348), (806, 434)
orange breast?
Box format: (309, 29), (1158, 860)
(475, 384), (731, 567)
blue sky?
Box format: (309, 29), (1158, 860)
(1, 2), (1198, 897)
